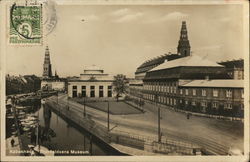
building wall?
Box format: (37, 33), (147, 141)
(177, 87), (244, 112)
(41, 80), (65, 91)
(68, 81), (114, 98)
(129, 84), (143, 98)
(142, 80), (244, 117)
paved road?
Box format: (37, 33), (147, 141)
(50, 94), (243, 155)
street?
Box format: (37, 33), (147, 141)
(50, 94), (243, 155)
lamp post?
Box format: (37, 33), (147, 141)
(83, 96), (87, 117)
(67, 95), (69, 110)
(107, 100), (110, 132)
(155, 93), (161, 143)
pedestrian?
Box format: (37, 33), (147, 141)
(11, 138), (15, 147)
(187, 113), (190, 119)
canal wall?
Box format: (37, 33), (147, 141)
(45, 102), (126, 155)
(45, 99), (199, 155)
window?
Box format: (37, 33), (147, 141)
(185, 89), (188, 95)
(201, 102), (207, 107)
(174, 99), (176, 105)
(202, 89), (206, 97)
(167, 98), (169, 104)
(180, 99), (183, 104)
(213, 89), (218, 97)
(167, 86), (170, 93)
(225, 103), (232, 109)
(226, 90), (232, 98)
(108, 86), (112, 97)
(90, 86), (95, 97)
(173, 87), (177, 94)
(81, 86), (86, 97)
(185, 100), (188, 105)
(212, 102), (218, 108)
(180, 89), (183, 95)
(170, 98), (173, 105)
(99, 86), (103, 97)
(170, 87), (173, 93)
(72, 85), (77, 98)
(192, 89), (196, 96)
(241, 89), (244, 98)
(191, 101), (196, 106)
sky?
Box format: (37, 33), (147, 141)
(6, 3), (245, 78)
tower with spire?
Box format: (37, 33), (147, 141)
(43, 46), (52, 78)
(177, 21), (191, 57)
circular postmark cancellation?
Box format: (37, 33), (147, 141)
(43, 0), (57, 36)
(9, 3), (43, 45)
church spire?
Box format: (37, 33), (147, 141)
(177, 21), (191, 57)
(43, 46), (52, 78)
(55, 69), (59, 79)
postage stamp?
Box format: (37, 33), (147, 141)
(9, 3), (42, 45)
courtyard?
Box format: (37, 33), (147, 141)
(71, 98), (142, 115)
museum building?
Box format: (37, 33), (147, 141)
(67, 65), (114, 98)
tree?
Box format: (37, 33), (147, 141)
(112, 74), (128, 102)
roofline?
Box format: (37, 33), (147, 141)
(149, 65), (224, 73)
(179, 85), (243, 88)
(68, 80), (113, 82)
(80, 73), (109, 75)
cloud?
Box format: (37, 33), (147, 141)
(146, 12), (188, 23)
(111, 8), (130, 16)
(114, 12), (144, 23)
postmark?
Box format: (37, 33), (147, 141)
(43, 0), (57, 36)
(9, 3), (42, 45)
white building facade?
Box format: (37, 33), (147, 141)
(68, 65), (114, 98)
(41, 80), (65, 91)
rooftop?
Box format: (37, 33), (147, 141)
(85, 65), (103, 71)
(149, 55), (223, 72)
(82, 65), (105, 75)
(180, 80), (244, 88)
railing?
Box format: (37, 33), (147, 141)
(46, 100), (110, 143)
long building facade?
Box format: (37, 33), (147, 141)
(140, 56), (244, 117)
(178, 80), (244, 117)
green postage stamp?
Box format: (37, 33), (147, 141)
(9, 3), (42, 45)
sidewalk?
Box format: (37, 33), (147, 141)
(6, 136), (22, 156)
